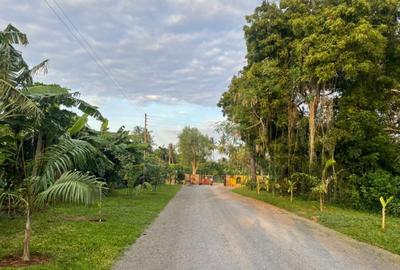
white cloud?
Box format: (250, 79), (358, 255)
(2, 0), (261, 106)
(165, 14), (185, 25)
(145, 95), (161, 101)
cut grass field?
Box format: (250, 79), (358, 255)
(0, 185), (181, 270)
(233, 187), (400, 255)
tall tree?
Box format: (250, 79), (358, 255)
(177, 127), (213, 175)
(220, 0), (400, 211)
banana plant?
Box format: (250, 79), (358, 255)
(264, 177), (270, 192)
(272, 180), (280, 197)
(287, 180), (297, 203)
(0, 24), (47, 123)
(312, 182), (328, 212)
(380, 196), (394, 230)
(313, 159), (336, 211)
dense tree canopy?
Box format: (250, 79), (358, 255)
(177, 127), (214, 175)
(219, 0), (400, 213)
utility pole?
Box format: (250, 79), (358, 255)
(143, 113), (148, 178)
(143, 113), (148, 158)
(144, 113), (148, 144)
(168, 143), (173, 165)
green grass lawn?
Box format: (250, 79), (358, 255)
(0, 185), (181, 270)
(233, 187), (400, 255)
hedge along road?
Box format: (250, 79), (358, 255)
(112, 184), (400, 270)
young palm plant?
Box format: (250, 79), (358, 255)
(0, 138), (104, 262)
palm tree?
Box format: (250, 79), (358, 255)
(1, 138), (104, 262)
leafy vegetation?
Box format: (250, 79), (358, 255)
(219, 0), (400, 216)
(177, 127), (214, 175)
(0, 24), (179, 265)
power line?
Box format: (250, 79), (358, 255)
(43, 0), (131, 101)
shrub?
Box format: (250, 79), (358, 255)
(360, 170), (400, 215)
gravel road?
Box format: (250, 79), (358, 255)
(112, 184), (400, 270)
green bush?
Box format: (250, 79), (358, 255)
(290, 172), (319, 198)
(360, 170), (400, 215)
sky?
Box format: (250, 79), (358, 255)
(1, 0), (261, 146)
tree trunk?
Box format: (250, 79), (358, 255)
(249, 146), (257, 183)
(287, 101), (297, 175)
(7, 197), (11, 217)
(256, 176), (260, 195)
(290, 189), (293, 203)
(32, 131), (43, 177)
(191, 162), (197, 176)
(308, 91), (320, 172)
(319, 193), (323, 212)
(22, 208), (31, 262)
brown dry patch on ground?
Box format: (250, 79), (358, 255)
(311, 215), (320, 222)
(62, 215), (105, 222)
(0, 253), (51, 268)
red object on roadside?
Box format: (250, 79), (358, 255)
(200, 177), (213, 185)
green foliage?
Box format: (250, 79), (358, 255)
(290, 172), (319, 197)
(380, 196), (394, 209)
(287, 180), (296, 193)
(197, 161), (226, 176)
(0, 24), (30, 86)
(360, 170), (400, 215)
(68, 113), (89, 136)
(135, 182), (153, 195)
(36, 171), (103, 206)
(0, 22), (181, 265)
(219, 0), (400, 214)
(177, 126), (214, 174)
(42, 139), (101, 183)
(0, 79), (43, 122)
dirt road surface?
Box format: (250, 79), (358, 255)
(113, 184), (400, 270)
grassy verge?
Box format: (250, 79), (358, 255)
(233, 187), (400, 255)
(0, 185), (181, 270)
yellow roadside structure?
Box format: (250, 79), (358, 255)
(225, 175), (264, 187)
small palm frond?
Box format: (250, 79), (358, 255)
(0, 191), (21, 206)
(0, 79), (43, 121)
(36, 171), (103, 206)
(42, 139), (99, 182)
